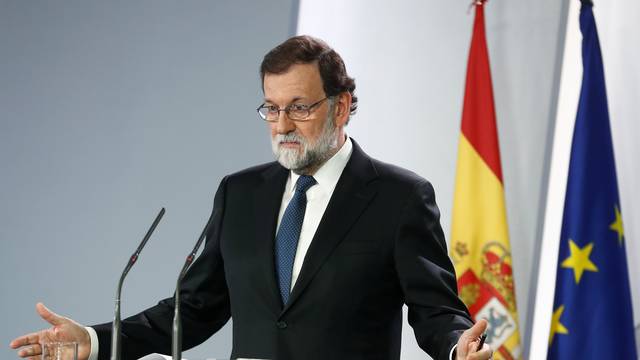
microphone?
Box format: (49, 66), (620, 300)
(172, 211), (217, 360)
(111, 208), (166, 360)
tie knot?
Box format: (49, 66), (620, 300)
(295, 175), (316, 194)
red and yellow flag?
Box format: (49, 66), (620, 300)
(450, 3), (521, 359)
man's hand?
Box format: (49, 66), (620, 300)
(456, 319), (493, 360)
(9, 303), (92, 360)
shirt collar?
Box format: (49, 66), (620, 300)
(288, 137), (353, 197)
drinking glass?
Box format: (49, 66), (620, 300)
(41, 342), (78, 360)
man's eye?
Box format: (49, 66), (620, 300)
(290, 104), (309, 111)
(266, 105), (279, 112)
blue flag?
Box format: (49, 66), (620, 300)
(547, 1), (638, 358)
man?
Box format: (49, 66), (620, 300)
(11, 35), (492, 360)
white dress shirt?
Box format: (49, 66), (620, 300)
(276, 137), (353, 290)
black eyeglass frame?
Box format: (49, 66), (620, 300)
(256, 97), (332, 122)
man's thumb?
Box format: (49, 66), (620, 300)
(473, 319), (488, 335)
(36, 302), (65, 326)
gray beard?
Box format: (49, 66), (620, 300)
(271, 111), (339, 174)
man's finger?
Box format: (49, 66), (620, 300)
(467, 319), (488, 341)
(36, 302), (65, 326)
(9, 333), (40, 348)
(18, 344), (42, 358)
(459, 319), (488, 347)
(466, 341), (477, 355)
(472, 344), (493, 360)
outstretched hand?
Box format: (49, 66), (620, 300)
(9, 303), (91, 360)
(456, 319), (493, 360)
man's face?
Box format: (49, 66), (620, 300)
(263, 63), (341, 174)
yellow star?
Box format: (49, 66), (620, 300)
(549, 305), (569, 345)
(609, 205), (624, 245)
(561, 239), (598, 284)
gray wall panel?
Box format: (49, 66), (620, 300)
(1, 1), (294, 359)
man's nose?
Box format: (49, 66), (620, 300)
(275, 111), (295, 134)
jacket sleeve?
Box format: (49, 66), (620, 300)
(393, 179), (474, 360)
(92, 176), (232, 360)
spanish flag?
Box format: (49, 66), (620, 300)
(450, 2), (522, 359)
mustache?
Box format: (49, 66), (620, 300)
(273, 133), (306, 144)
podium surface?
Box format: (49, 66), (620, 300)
(138, 354), (268, 360)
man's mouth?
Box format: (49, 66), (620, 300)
(279, 141), (300, 148)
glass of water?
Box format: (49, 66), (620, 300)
(41, 342), (78, 360)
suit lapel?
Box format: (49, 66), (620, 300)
(253, 164), (289, 312)
(281, 140), (378, 315)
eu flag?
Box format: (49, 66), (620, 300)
(547, 1), (638, 358)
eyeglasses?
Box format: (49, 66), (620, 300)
(257, 97), (331, 122)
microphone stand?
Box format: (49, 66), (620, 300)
(110, 208), (165, 360)
(172, 211), (216, 360)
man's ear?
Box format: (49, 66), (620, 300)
(334, 92), (352, 127)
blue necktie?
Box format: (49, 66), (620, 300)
(275, 175), (317, 305)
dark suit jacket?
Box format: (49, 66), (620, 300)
(94, 139), (473, 360)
